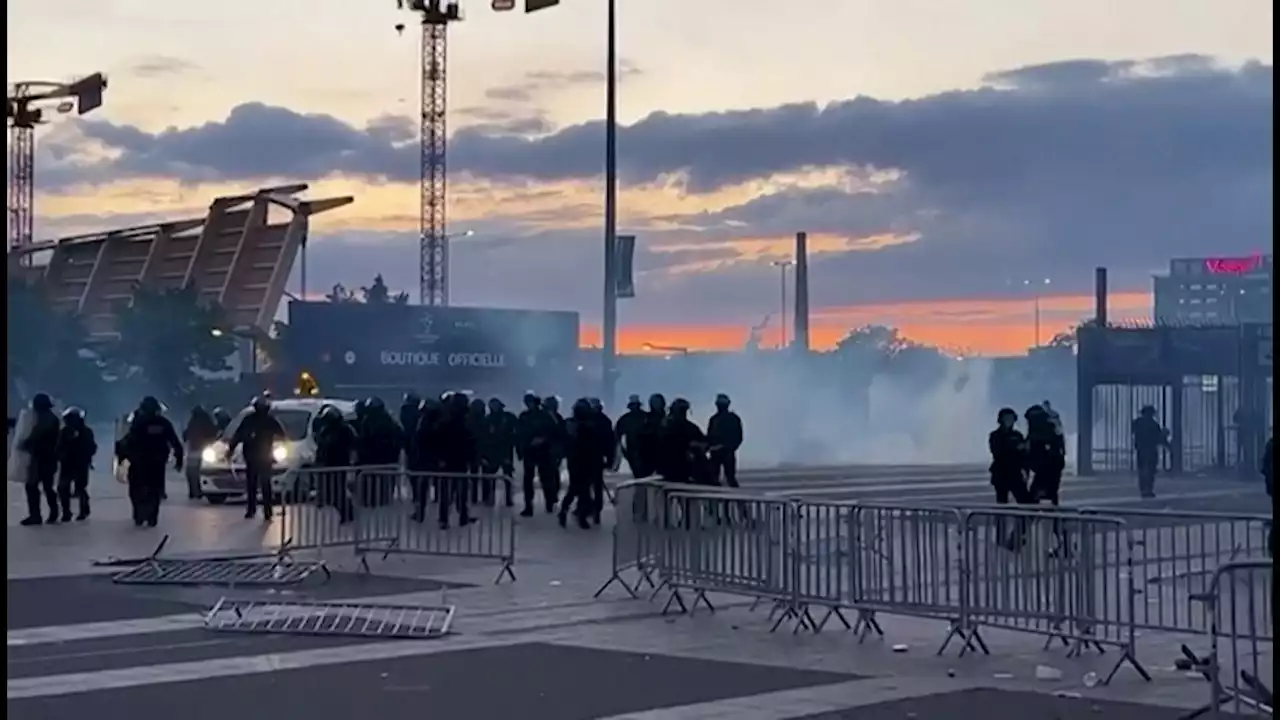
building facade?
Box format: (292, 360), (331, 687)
(1153, 254), (1272, 325)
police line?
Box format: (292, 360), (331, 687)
(273, 466), (517, 584)
(597, 480), (1273, 687)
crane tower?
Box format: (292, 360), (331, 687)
(6, 74), (108, 258)
(397, 0), (461, 306)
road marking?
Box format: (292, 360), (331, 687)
(7, 634), (515, 699)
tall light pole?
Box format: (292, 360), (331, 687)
(601, 0), (620, 408)
(772, 260), (793, 349)
(1022, 277), (1051, 347)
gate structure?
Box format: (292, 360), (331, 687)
(1077, 322), (1272, 476)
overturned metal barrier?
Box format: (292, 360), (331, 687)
(353, 470), (518, 584)
(110, 535), (329, 587)
(1181, 560), (1274, 719)
(204, 597), (455, 639)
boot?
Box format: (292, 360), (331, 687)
(20, 516), (41, 526)
(520, 506), (534, 518)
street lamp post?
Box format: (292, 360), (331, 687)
(601, 0), (620, 409)
(772, 260), (793, 349)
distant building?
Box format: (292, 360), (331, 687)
(1153, 254), (1272, 325)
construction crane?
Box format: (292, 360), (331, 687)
(6, 74), (108, 259)
(395, 0), (461, 306)
(394, 0), (559, 306)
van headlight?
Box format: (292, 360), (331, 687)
(201, 444), (226, 464)
(272, 445), (289, 463)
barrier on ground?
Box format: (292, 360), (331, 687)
(110, 534), (329, 587)
(1182, 559), (1274, 718)
(204, 597), (455, 639)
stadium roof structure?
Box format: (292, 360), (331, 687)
(7, 184), (352, 340)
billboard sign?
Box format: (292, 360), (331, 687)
(286, 302), (580, 392)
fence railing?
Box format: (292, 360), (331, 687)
(598, 480), (1273, 686)
(277, 466), (517, 583)
(1184, 559), (1274, 718)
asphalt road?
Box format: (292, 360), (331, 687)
(791, 688), (1253, 720)
(8, 641), (860, 720)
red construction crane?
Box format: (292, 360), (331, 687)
(6, 74), (108, 259)
(394, 0), (559, 306)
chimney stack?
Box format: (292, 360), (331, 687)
(1094, 267), (1108, 326)
(794, 232), (811, 352)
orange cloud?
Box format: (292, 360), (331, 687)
(582, 291), (1150, 356)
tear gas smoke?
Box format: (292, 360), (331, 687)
(613, 351), (1013, 468)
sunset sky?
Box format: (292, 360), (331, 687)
(9, 0), (1273, 355)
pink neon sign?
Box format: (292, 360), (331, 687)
(1204, 255), (1264, 275)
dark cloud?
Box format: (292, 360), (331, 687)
(43, 54), (1274, 321)
(481, 60), (643, 104)
(124, 55), (202, 79)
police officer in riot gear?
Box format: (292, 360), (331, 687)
(1024, 404), (1066, 505)
(515, 393), (558, 516)
(466, 398), (488, 502)
(585, 397), (615, 521)
(410, 397), (445, 521)
(615, 395), (648, 478)
(1131, 405), (1169, 498)
(228, 395), (286, 520)
(658, 398), (707, 484)
(116, 396), (183, 527)
(483, 398), (517, 507)
(399, 393), (422, 464)
(212, 407), (233, 435)
(56, 407), (97, 522)
(639, 393), (668, 478)
(183, 405), (219, 500)
(988, 407), (1030, 505)
(355, 397), (403, 506)
(436, 392), (475, 528)
(314, 405), (358, 523)
(706, 393), (743, 488)
(560, 398), (612, 529)
(19, 393), (62, 526)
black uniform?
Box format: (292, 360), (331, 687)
(314, 408), (358, 522)
(638, 394), (668, 478)
(354, 402), (403, 506)
(116, 402), (183, 527)
(436, 394), (475, 528)
(483, 399), (517, 507)
(516, 395), (558, 516)
(658, 401), (707, 484)
(614, 397), (648, 478)
(229, 406), (286, 519)
(183, 407), (219, 500)
(560, 400), (612, 528)
(1131, 409), (1167, 498)
(56, 411), (97, 522)
(410, 401), (445, 520)
(466, 400), (488, 502)
(706, 401), (744, 488)
(988, 422), (1031, 505)
(19, 396), (61, 526)
(399, 394), (421, 465)
(1025, 405), (1066, 505)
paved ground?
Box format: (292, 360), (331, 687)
(6, 463), (1269, 719)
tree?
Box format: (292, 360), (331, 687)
(6, 278), (102, 410)
(834, 325), (912, 367)
(360, 274), (409, 304)
(106, 284), (238, 404)
(325, 283), (358, 303)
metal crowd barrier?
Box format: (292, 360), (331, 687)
(278, 466), (518, 584)
(600, 483), (1277, 685)
(1181, 560), (1274, 719)
(594, 479), (740, 599)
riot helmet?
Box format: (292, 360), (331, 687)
(997, 407), (1018, 428)
(714, 393), (730, 410)
(648, 393), (666, 414)
(31, 393), (53, 411)
(62, 406), (85, 425)
(626, 394), (642, 410)
(670, 397), (691, 418)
